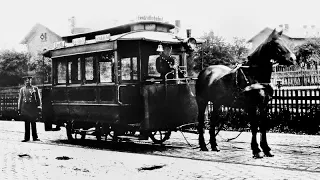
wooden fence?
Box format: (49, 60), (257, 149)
(270, 88), (320, 113)
(1, 86), (320, 121)
(0, 87), (20, 119)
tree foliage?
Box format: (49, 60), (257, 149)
(28, 53), (52, 84)
(294, 39), (320, 69)
(0, 50), (30, 87)
(191, 31), (249, 73)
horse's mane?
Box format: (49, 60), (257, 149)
(247, 40), (267, 66)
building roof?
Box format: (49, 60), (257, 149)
(20, 23), (61, 44)
(248, 26), (320, 43)
(247, 27), (290, 43)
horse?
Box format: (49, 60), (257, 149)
(195, 29), (296, 158)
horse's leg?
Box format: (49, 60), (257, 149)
(197, 98), (208, 151)
(247, 106), (263, 158)
(259, 105), (274, 157)
(209, 106), (220, 151)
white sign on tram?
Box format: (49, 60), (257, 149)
(53, 41), (65, 49)
(95, 34), (111, 42)
(72, 37), (86, 46)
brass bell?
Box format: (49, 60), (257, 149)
(156, 44), (164, 52)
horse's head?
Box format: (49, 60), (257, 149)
(248, 29), (296, 67)
(263, 29), (296, 66)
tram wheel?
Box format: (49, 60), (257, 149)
(149, 130), (171, 144)
(66, 121), (75, 141)
(95, 123), (102, 141)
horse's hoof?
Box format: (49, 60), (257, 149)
(211, 146), (220, 152)
(252, 152), (264, 159)
(264, 151), (274, 157)
(200, 147), (209, 151)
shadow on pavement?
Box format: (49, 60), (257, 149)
(51, 138), (184, 154)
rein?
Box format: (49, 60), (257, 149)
(234, 64), (250, 89)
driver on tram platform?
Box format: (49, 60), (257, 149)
(156, 45), (184, 81)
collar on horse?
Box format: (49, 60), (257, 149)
(232, 64), (273, 93)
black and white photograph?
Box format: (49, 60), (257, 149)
(0, 0), (319, 179)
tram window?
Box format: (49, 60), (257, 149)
(171, 55), (180, 66)
(148, 54), (180, 77)
(132, 57), (138, 80)
(121, 58), (131, 80)
(120, 57), (138, 81)
(85, 56), (95, 81)
(148, 55), (160, 77)
(57, 61), (67, 84)
(99, 53), (114, 83)
(68, 57), (81, 84)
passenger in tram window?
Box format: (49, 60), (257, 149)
(18, 76), (42, 142)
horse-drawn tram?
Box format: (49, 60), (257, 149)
(42, 19), (198, 144)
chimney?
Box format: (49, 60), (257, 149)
(68, 16), (76, 34)
(186, 29), (191, 38)
(279, 24), (283, 30)
(175, 20), (181, 34)
(284, 24), (289, 32)
(303, 25), (308, 37)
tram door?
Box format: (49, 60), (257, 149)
(117, 41), (143, 125)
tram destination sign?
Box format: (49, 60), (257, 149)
(136, 15), (163, 22)
(95, 34), (111, 42)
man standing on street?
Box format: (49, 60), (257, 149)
(18, 76), (42, 142)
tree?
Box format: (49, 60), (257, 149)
(28, 52), (52, 84)
(294, 39), (320, 69)
(191, 31), (247, 73)
(0, 50), (30, 87)
(230, 37), (249, 62)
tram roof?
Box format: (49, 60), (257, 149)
(43, 30), (184, 58)
(62, 21), (176, 42)
(113, 31), (183, 43)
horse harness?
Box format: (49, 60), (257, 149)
(230, 64), (274, 105)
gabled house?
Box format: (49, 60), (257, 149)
(20, 23), (62, 60)
(247, 25), (320, 54)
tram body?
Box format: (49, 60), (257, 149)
(42, 20), (198, 143)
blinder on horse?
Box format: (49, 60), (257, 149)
(196, 29), (296, 158)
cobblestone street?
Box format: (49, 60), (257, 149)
(1, 120), (319, 179)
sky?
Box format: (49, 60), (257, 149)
(1, 0), (320, 51)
